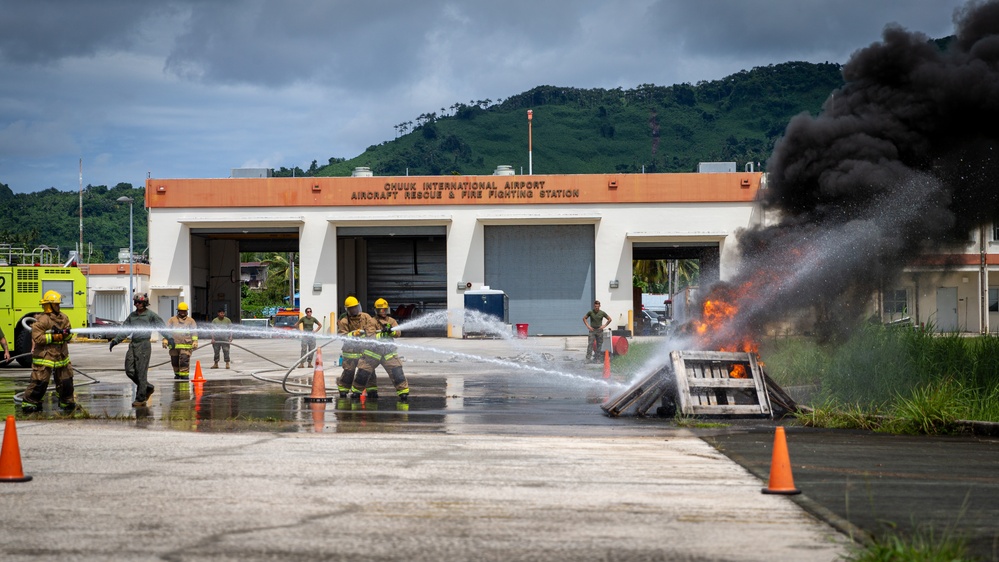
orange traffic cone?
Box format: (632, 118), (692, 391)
(0, 415), (33, 483)
(762, 426), (801, 495)
(193, 361), (205, 382)
(304, 348), (332, 403)
(602, 350), (611, 379)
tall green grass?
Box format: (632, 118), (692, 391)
(763, 324), (999, 429)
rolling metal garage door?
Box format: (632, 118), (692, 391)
(484, 225), (594, 336)
(366, 237), (447, 317)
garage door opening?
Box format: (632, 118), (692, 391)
(632, 242), (719, 335)
(189, 227), (300, 323)
(337, 226), (447, 337)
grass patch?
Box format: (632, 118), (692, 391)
(849, 529), (974, 562)
(765, 325), (999, 432)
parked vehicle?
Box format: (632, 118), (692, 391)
(638, 308), (668, 336)
(271, 308), (301, 337)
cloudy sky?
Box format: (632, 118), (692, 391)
(0, 0), (971, 193)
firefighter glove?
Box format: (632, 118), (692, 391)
(162, 339), (169, 349)
(109, 340), (118, 352)
(350, 329), (363, 337)
(192, 341), (198, 350)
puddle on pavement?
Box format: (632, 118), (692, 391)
(3, 370), (624, 434)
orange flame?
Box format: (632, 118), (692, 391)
(729, 364), (748, 378)
(694, 282), (759, 354)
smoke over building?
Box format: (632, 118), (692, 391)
(698, 0), (999, 345)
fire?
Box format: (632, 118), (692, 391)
(693, 282), (759, 354)
(729, 364), (748, 378)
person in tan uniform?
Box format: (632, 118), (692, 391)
(352, 298), (410, 402)
(335, 296), (375, 399)
(164, 302), (198, 379)
(21, 290), (76, 413)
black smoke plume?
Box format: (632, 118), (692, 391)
(697, 0), (999, 346)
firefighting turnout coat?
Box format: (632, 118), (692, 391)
(337, 312), (376, 361)
(165, 315), (198, 351)
(31, 310), (73, 369)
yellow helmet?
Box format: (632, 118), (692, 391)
(177, 302), (189, 311)
(344, 296), (359, 308)
(374, 298), (389, 310)
(40, 290), (62, 305)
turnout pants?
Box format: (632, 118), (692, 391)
(24, 359), (74, 408)
(353, 345), (409, 396)
(169, 349), (192, 378)
(336, 344), (363, 395)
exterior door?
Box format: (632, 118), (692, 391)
(936, 287), (958, 332)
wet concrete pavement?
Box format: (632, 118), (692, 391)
(0, 335), (990, 559)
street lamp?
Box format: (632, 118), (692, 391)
(116, 196), (134, 304)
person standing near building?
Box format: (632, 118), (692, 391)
(0, 325), (11, 365)
(210, 309), (233, 369)
(164, 302), (198, 379)
(110, 293), (171, 408)
(295, 307), (322, 369)
(21, 290), (75, 413)
(352, 298), (410, 402)
(582, 300), (612, 363)
(335, 296), (375, 399)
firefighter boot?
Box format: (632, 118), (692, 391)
(211, 362), (219, 369)
(20, 400), (42, 414)
(225, 362), (230, 369)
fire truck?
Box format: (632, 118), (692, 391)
(271, 307), (302, 336)
(0, 246), (89, 367)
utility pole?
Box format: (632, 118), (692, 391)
(527, 110), (533, 175)
(78, 158), (83, 257)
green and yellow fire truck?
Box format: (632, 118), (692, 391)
(1, 257), (88, 367)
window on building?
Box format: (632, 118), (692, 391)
(884, 289), (908, 315)
(990, 288), (998, 312)
(993, 223), (999, 242)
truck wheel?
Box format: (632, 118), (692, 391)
(15, 328), (32, 367)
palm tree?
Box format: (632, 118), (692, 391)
(633, 259), (699, 294)
(261, 252), (298, 304)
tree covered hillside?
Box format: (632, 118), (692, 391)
(312, 61), (843, 177)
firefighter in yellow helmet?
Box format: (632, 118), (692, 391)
(164, 302), (198, 379)
(352, 298), (410, 403)
(22, 290), (76, 413)
(335, 296), (375, 398)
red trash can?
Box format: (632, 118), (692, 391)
(516, 323), (529, 338)
(612, 335), (629, 356)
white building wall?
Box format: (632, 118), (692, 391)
(148, 200), (758, 337)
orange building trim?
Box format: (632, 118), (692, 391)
(146, 173), (762, 208)
(81, 263), (151, 275)
(910, 254), (999, 266)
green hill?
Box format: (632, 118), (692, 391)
(305, 61), (843, 177)
(2, 61), (845, 255)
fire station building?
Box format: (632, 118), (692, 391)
(145, 170), (764, 336)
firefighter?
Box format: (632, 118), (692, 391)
(110, 293), (173, 407)
(164, 302), (198, 379)
(352, 298), (410, 403)
(21, 290), (76, 413)
(335, 296), (375, 398)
